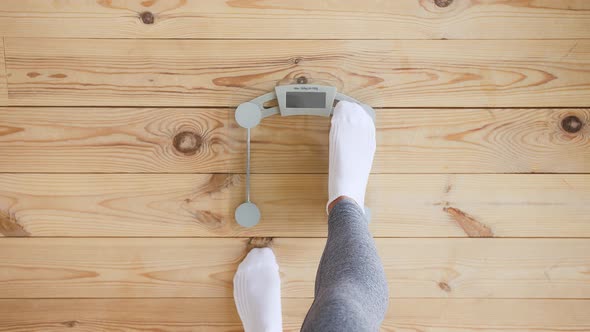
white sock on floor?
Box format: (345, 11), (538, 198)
(233, 248), (283, 332)
(327, 101), (376, 213)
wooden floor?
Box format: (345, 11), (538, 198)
(0, 1), (589, 331)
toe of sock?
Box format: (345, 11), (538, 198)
(333, 101), (373, 124)
(239, 247), (278, 271)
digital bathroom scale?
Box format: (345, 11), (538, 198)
(234, 84), (375, 227)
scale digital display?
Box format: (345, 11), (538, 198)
(274, 84), (337, 117)
(286, 91), (326, 108)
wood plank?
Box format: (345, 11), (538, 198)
(1, 107), (589, 173)
(1, 174), (589, 237)
(5, 39), (590, 107)
(0, 38), (7, 106)
(0, 0), (589, 39)
(1, 298), (588, 332)
(0, 238), (589, 298)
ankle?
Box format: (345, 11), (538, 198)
(328, 195), (356, 214)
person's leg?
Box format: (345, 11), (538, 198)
(233, 248), (283, 332)
(301, 101), (388, 332)
(301, 198), (388, 331)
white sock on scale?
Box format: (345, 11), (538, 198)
(327, 101), (376, 213)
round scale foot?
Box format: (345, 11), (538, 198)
(235, 202), (261, 227)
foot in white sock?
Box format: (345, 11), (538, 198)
(233, 247), (283, 332)
(327, 101), (376, 213)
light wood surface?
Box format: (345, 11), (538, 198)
(1, 1), (589, 330)
(1, 107), (588, 173)
(4, 39), (590, 107)
(0, 0), (589, 39)
(0, 38), (6, 104)
(1, 298), (588, 332)
(1, 238), (588, 299)
(1, 174), (589, 238)
(0, 107), (234, 173)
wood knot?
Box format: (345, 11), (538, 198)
(438, 281), (452, 292)
(561, 115), (583, 134)
(0, 210), (30, 237)
(296, 76), (308, 84)
(247, 237), (274, 250)
(173, 131), (202, 156)
(61, 320), (79, 328)
(140, 11), (155, 24)
(292, 57), (303, 64)
(444, 207), (493, 238)
(434, 0), (453, 7)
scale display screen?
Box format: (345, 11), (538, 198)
(286, 91), (326, 108)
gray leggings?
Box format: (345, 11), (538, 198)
(301, 198), (389, 331)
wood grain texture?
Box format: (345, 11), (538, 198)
(1, 2), (588, 330)
(1, 107), (589, 173)
(0, 0), (589, 39)
(1, 238), (589, 299)
(254, 108), (590, 174)
(0, 108), (235, 173)
(0, 38), (7, 106)
(5, 39), (590, 107)
(1, 174), (589, 238)
(1, 298), (589, 332)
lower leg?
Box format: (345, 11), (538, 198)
(301, 198), (389, 332)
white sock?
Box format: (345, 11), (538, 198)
(233, 248), (283, 332)
(327, 101), (376, 213)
